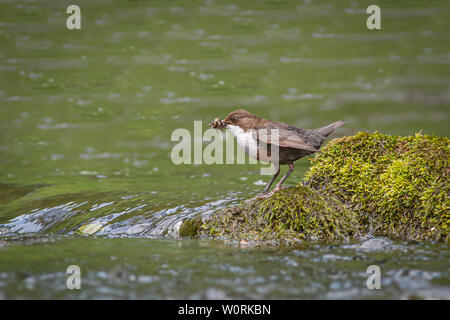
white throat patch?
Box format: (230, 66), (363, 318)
(226, 125), (259, 158)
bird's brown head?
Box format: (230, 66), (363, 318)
(223, 109), (263, 131)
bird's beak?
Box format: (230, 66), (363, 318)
(222, 119), (231, 128)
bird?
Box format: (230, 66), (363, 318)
(209, 109), (346, 197)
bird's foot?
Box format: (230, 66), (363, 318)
(246, 190), (272, 202)
(247, 185), (292, 202)
(254, 185), (291, 200)
(272, 185), (291, 193)
(258, 191), (274, 199)
(247, 192), (270, 201)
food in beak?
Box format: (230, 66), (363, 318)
(209, 117), (226, 129)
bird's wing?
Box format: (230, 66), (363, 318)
(252, 127), (318, 152)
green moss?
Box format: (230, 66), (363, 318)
(199, 185), (358, 245)
(179, 216), (203, 238)
(259, 186), (358, 240)
(306, 131), (449, 241)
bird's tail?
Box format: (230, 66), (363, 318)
(318, 120), (346, 137)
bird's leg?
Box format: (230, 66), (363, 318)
(272, 163), (294, 193)
(263, 165), (280, 194)
(248, 165), (280, 201)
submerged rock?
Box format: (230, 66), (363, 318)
(180, 132), (449, 243)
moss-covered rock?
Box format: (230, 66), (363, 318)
(306, 131), (449, 240)
(180, 132), (449, 243)
(196, 186), (359, 244)
(179, 216), (203, 237)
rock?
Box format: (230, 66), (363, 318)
(306, 131), (449, 241)
(180, 132), (449, 243)
(195, 186), (359, 245)
(178, 216), (203, 238)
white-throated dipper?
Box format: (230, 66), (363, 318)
(209, 109), (346, 196)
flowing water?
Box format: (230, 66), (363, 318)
(0, 0), (449, 299)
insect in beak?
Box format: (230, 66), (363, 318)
(208, 118), (226, 129)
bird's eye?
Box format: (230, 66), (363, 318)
(232, 117), (239, 122)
